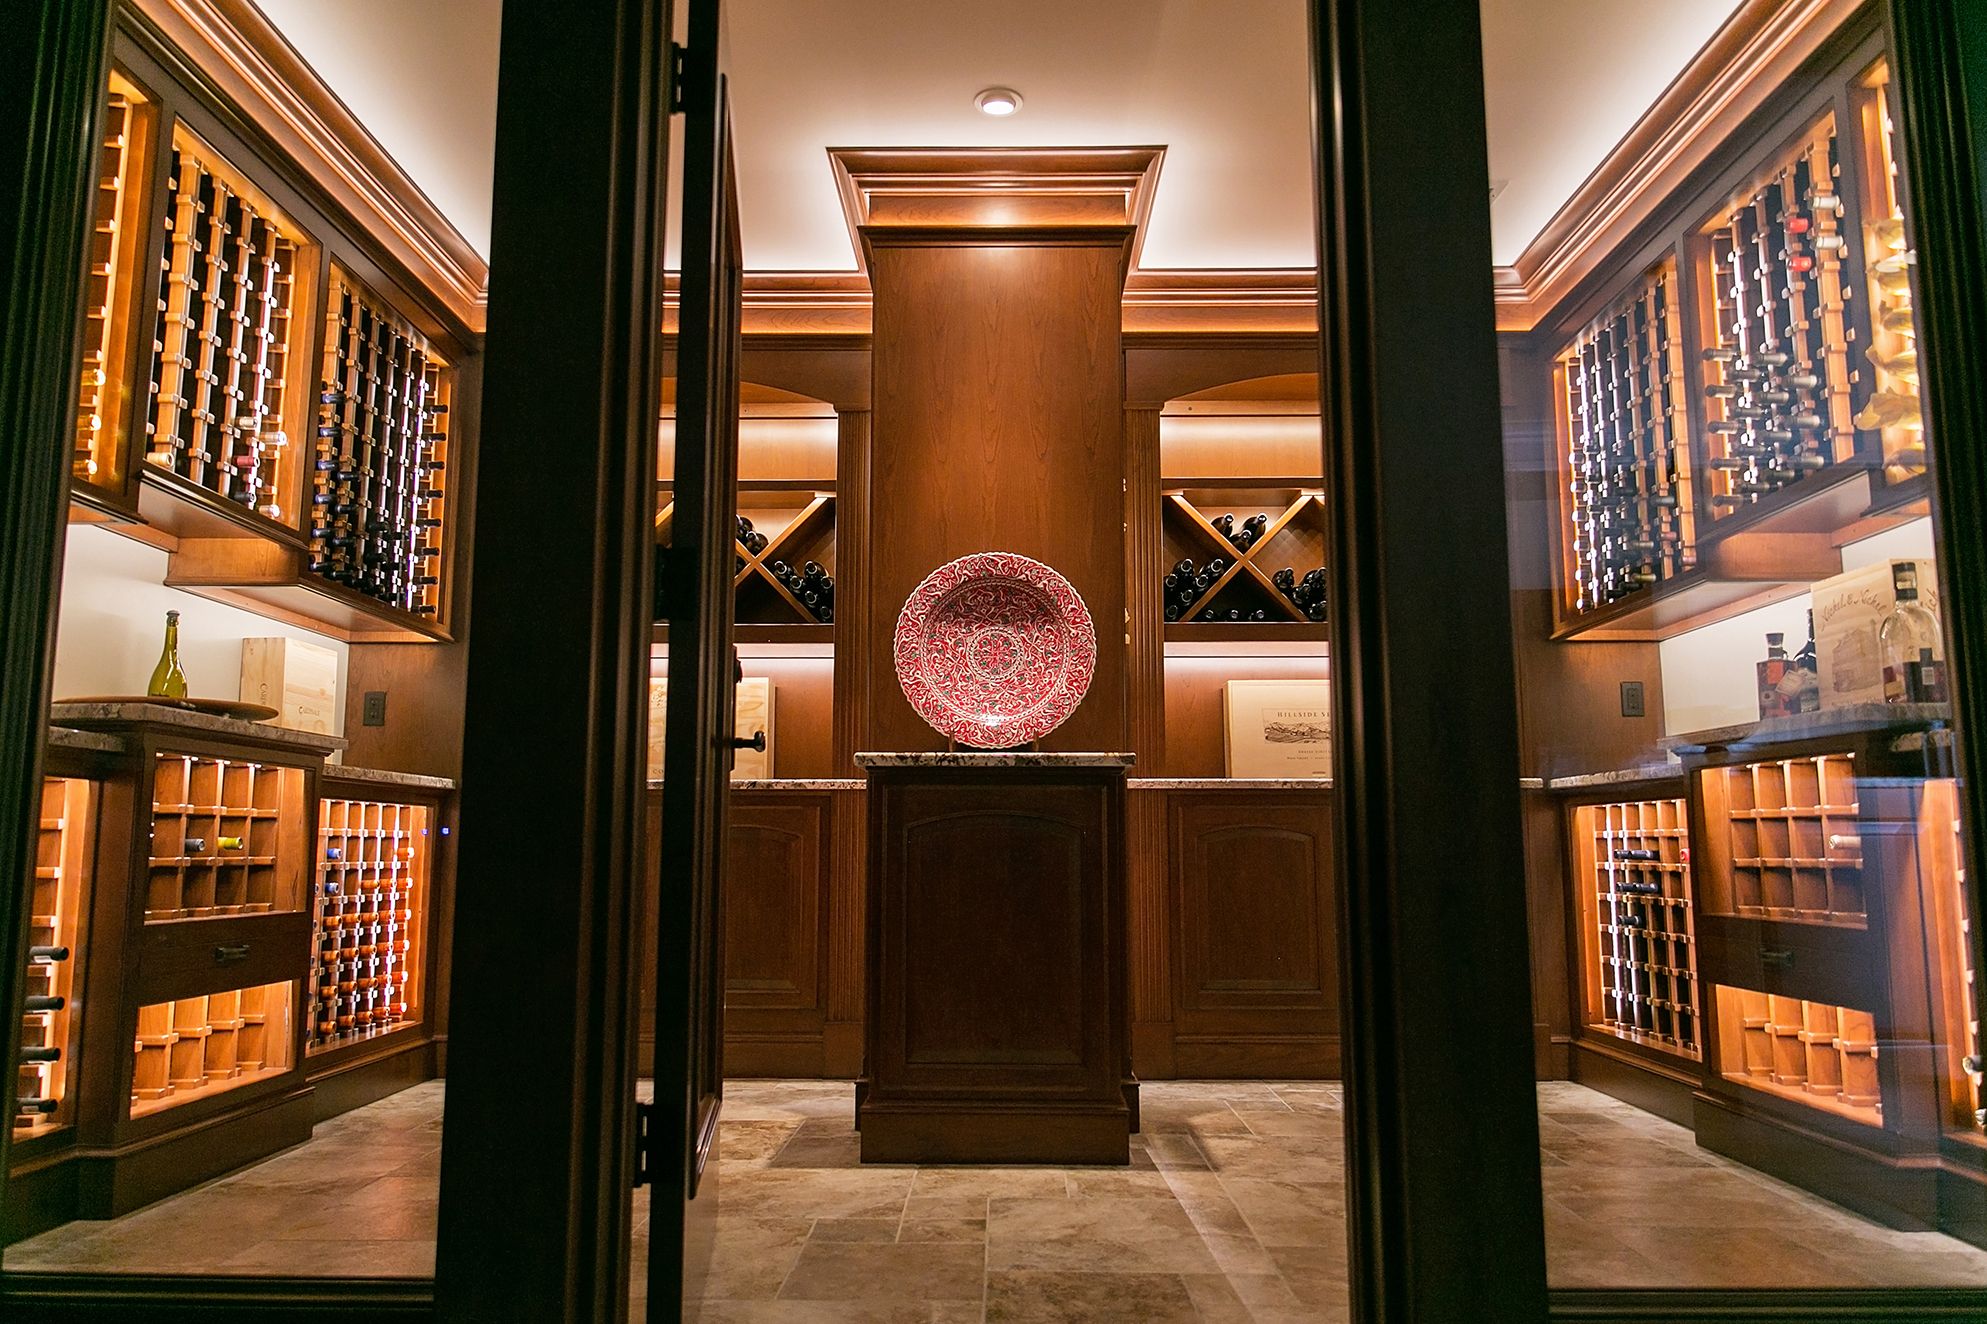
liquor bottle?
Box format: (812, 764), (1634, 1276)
(147, 610), (188, 699)
(1880, 562), (1948, 703)
(1757, 632), (1791, 720)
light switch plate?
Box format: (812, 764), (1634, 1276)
(362, 691), (387, 726)
(1619, 680), (1646, 719)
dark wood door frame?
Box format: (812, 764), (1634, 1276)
(432, 0), (672, 1320)
(1308, 0), (1549, 1319)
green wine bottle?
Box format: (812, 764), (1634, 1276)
(147, 610), (188, 699)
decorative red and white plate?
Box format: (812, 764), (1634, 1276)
(893, 552), (1096, 748)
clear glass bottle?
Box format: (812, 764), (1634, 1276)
(1880, 562), (1947, 704)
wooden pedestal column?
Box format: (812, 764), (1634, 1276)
(857, 754), (1134, 1164)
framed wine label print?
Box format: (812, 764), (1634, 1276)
(1223, 679), (1332, 778)
(647, 676), (774, 780)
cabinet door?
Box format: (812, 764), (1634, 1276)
(1169, 792), (1338, 1075)
(723, 796), (830, 1076)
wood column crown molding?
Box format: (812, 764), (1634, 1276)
(859, 223), (1138, 291)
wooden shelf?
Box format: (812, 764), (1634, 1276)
(652, 623), (834, 647)
(1164, 622), (1328, 644)
(162, 536), (450, 643)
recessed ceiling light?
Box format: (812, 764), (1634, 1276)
(975, 87), (1022, 117)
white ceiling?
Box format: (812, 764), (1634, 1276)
(253, 0), (1744, 273)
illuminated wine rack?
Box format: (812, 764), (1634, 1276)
(1697, 753), (1863, 925)
(146, 753), (306, 920)
(308, 796), (429, 1051)
(130, 980), (293, 1119)
(1694, 115), (1860, 521)
(1556, 259), (1696, 613)
(1852, 59), (1927, 485)
(1158, 488), (1328, 625)
(311, 267), (451, 618)
(1573, 796), (1701, 1059)
(16, 778), (91, 1138)
(73, 73), (153, 496)
(1714, 984), (1882, 1127)
(143, 125), (305, 522)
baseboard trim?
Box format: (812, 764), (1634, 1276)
(0, 1273), (431, 1320)
(1549, 1287), (1987, 1320)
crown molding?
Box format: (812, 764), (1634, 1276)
(1491, 0), (1865, 332)
(132, 0), (490, 333)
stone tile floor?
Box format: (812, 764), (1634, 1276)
(8, 1079), (1987, 1319)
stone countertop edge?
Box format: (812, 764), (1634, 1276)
(854, 751), (1137, 768)
(1665, 701), (1952, 752)
(48, 702), (347, 754)
(1544, 764), (1686, 792)
(644, 778), (866, 790)
(323, 765), (459, 792)
(48, 726), (127, 755)
(1126, 777), (1332, 789)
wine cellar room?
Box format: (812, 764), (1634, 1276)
(7, 0), (1987, 1316)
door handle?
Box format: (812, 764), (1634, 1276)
(214, 943), (251, 965)
(729, 730), (766, 753)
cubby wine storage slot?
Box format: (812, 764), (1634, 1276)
(1573, 796), (1701, 1059)
(147, 753), (306, 920)
(16, 778), (92, 1138)
(1851, 58), (1926, 486)
(308, 796), (429, 1051)
(1158, 487), (1327, 628)
(130, 979), (294, 1119)
(1554, 259), (1696, 616)
(1713, 982), (1882, 1127)
(311, 266), (452, 619)
(1692, 113), (1862, 522)
(142, 123), (312, 528)
(73, 72), (154, 502)
(1697, 753), (1863, 926)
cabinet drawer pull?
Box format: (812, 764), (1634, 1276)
(214, 943), (251, 965)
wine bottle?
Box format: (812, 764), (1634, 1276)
(1613, 848), (1660, 862)
(1880, 562), (1948, 703)
(147, 610), (188, 699)
(28, 945), (69, 962)
(17, 1046), (61, 1063)
(1757, 631), (1792, 719)
(15, 1097), (58, 1116)
(23, 995), (65, 1012)
(183, 836), (207, 853)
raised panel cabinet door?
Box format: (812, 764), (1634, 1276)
(724, 798), (826, 1011)
(1170, 793), (1338, 1035)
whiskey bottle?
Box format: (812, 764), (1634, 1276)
(147, 610), (188, 699)
(1880, 562), (1948, 703)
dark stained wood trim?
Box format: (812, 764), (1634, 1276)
(0, 1275), (431, 1320)
(1311, 0), (1549, 1317)
(1548, 1287), (1987, 1320)
(831, 409), (871, 775)
(0, 0), (110, 1227)
(1124, 407), (1165, 770)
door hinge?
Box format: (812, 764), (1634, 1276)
(669, 41), (688, 113)
(633, 1099), (653, 1188)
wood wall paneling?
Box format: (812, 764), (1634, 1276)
(1127, 786), (1174, 1077)
(866, 228), (1131, 754)
(1166, 790), (1338, 1077)
(1161, 655), (1331, 779)
(723, 794), (831, 1076)
(831, 410), (872, 776)
(1125, 407), (1165, 770)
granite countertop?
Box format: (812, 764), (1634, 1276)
(324, 765), (458, 792)
(644, 778), (866, 791)
(855, 751), (1137, 768)
(48, 702), (347, 754)
(1666, 701), (1952, 753)
(48, 726), (127, 755)
(1545, 763), (1685, 792)
(1127, 777), (1331, 790)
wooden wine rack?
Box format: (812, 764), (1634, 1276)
(16, 778), (92, 1138)
(311, 267), (452, 618)
(130, 979), (293, 1118)
(143, 124), (306, 525)
(1852, 58), (1926, 486)
(1693, 114), (1862, 521)
(1554, 259), (1697, 615)
(1696, 753), (1863, 925)
(656, 485), (837, 629)
(1158, 487), (1328, 628)
(147, 753), (306, 920)
(73, 73), (153, 498)
(1573, 796), (1701, 1059)
(308, 796), (428, 1051)
(1714, 983), (1882, 1127)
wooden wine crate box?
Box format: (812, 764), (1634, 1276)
(1812, 558), (1939, 709)
(239, 638), (340, 735)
